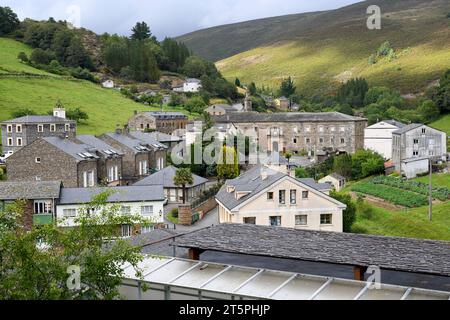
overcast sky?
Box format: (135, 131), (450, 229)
(2, 0), (362, 39)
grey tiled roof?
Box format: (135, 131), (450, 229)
(384, 119), (406, 128)
(2, 115), (75, 124)
(136, 131), (183, 143)
(133, 166), (208, 188)
(128, 132), (169, 150)
(329, 173), (345, 181)
(214, 112), (367, 124)
(215, 166), (285, 210)
(58, 185), (165, 205)
(145, 112), (188, 120)
(76, 135), (124, 157)
(0, 181), (61, 200)
(104, 133), (148, 154)
(43, 137), (99, 161)
(174, 223), (450, 277)
(392, 123), (424, 135)
(298, 178), (331, 191)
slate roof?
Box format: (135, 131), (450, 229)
(76, 135), (124, 157)
(58, 185), (165, 205)
(103, 133), (149, 154)
(0, 181), (61, 200)
(174, 223), (450, 277)
(43, 137), (99, 161)
(145, 112), (188, 120)
(207, 104), (240, 112)
(392, 123), (424, 135)
(2, 115), (75, 124)
(329, 173), (346, 181)
(384, 119), (406, 128)
(138, 131), (183, 143)
(298, 178), (332, 191)
(128, 132), (169, 150)
(216, 166), (343, 211)
(214, 112), (367, 124)
(133, 166), (208, 188)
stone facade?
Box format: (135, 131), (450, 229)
(215, 112), (367, 156)
(1, 117), (77, 153)
(6, 139), (97, 188)
(128, 112), (188, 134)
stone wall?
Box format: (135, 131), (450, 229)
(178, 204), (192, 226)
(193, 197), (217, 219)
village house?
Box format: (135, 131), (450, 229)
(99, 129), (162, 184)
(173, 78), (202, 93)
(1, 107), (76, 153)
(319, 173), (346, 192)
(132, 131), (183, 151)
(0, 181), (62, 230)
(6, 137), (99, 188)
(133, 166), (207, 204)
(214, 112), (367, 156)
(76, 135), (124, 186)
(216, 166), (346, 232)
(274, 96), (290, 111)
(126, 131), (168, 171)
(102, 79), (115, 88)
(205, 104), (244, 116)
(391, 123), (447, 179)
(56, 185), (165, 237)
(128, 111), (189, 134)
(364, 120), (405, 160)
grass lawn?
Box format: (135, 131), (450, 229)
(430, 113), (450, 136)
(0, 38), (197, 135)
(414, 173), (450, 189)
(353, 201), (450, 241)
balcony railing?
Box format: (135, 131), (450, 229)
(33, 214), (53, 226)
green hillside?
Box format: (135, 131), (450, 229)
(178, 0), (450, 95)
(0, 38), (190, 135)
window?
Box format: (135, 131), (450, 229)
(37, 124), (44, 132)
(121, 206), (131, 215)
(63, 209), (77, 218)
(318, 126), (324, 132)
(108, 166), (119, 182)
(341, 138), (345, 144)
(65, 124), (70, 132)
(295, 215), (308, 226)
(320, 214), (333, 225)
(279, 190), (286, 205)
(269, 216), (281, 227)
(35, 176), (41, 181)
(267, 192), (274, 200)
(305, 126), (311, 133)
(34, 200), (53, 214)
(413, 139), (419, 144)
(141, 206), (154, 216)
(302, 191), (309, 199)
(305, 138), (311, 144)
(16, 138), (22, 146)
(121, 225), (132, 238)
(293, 138), (297, 144)
(340, 126), (346, 132)
(7, 138), (13, 146)
(243, 217), (256, 225)
(50, 124), (56, 132)
(330, 126), (336, 132)
(413, 151), (419, 156)
(35, 157), (41, 164)
(422, 128), (426, 134)
(139, 160), (148, 175)
(319, 138), (324, 144)
(16, 125), (22, 133)
(290, 190), (297, 205)
(7, 125), (12, 133)
(141, 225), (154, 234)
(83, 171), (95, 188)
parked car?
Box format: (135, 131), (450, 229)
(0, 151), (14, 163)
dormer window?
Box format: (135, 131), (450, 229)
(227, 186), (235, 193)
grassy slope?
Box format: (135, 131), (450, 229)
(0, 38), (192, 135)
(431, 114), (450, 135)
(179, 0), (450, 96)
(352, 173), (450, 241)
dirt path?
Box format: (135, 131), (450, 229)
(349, 192), (405, 211)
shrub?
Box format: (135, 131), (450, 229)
(17, 52), (28, 63)
(170, 208), (178, 219)
(30, 48), (55, 65)
(377, 41), (392, 57)
(351, 224), (369, 234)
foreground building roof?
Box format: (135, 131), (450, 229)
(0, 181), (61, 200)
(133, 166), (208, 188)
(43, 137), (99, 161)
(174, 223), (450, 277)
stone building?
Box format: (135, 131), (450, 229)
(76, 135), (124, 186)
(214, 112), (367, 156)
(128, 111), (188, 134)
(1, 107), (76, 153)
(392, 123), (447, 178)
(6, 137), (99, 188)
(99, 129), (166, 184)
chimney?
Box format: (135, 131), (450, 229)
(53, 100), (66, 119)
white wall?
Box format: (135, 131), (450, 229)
(401, 158), (429, 179)
(56, 200), (164, 227)
(364, 122), (401, 159)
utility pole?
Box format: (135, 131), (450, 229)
(428, 157), (433, 222)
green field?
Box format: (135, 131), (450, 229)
(179, 0), (450, 96)
(414, 173), (450, 189)
(353, 201), (450, 241)
(0, 38), (192, 135)
(431, 114), (450, 135)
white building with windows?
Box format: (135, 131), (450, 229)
(216, 166), (346, 232)
(56, 185), (165, 236)
(173, 78), (202, 93)
(364, 120), (405, 159)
